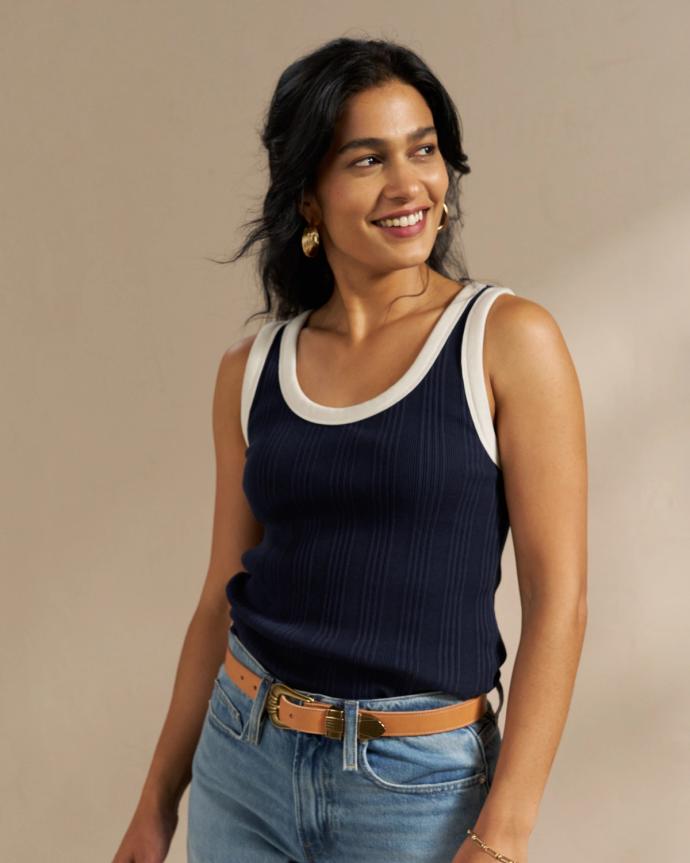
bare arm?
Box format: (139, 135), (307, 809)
(454, 295), (588, 863)
(112, 333), (263, 861)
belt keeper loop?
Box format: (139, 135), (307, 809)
(244, 676), (274, 746)
(341, 700), (359, 772)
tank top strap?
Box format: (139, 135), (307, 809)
(240, 319), (286, 448)
(459, 285), (516, 467)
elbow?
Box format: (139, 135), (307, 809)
(521, 586), (588, 625)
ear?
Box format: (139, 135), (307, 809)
(298, 187), (320, 224)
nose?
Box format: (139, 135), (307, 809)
(381, 154), (423, 200)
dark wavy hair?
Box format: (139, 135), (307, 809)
(214, 36), (478, 326)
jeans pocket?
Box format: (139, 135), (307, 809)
(207, 664), (248, 741)
(359, 710), (492, 795)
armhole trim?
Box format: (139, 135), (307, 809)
(240, 319), (286, 448)
(460, 286), (516, 469)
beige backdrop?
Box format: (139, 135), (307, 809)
(2, 2), (689, 861)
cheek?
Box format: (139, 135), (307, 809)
(323, 191), (376, 239)
(327, 182), (371, 217)
(428, 163), (449, 195)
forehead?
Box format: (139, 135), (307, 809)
(332, 81), (434, 142)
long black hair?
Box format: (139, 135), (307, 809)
(214, 36), (477, 325)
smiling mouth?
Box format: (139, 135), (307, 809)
(372, 207), (430, 228)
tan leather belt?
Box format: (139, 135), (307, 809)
(224, 646), (488, 741)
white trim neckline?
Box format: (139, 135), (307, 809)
(278, 281), (486, 425)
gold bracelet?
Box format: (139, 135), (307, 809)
(466, 828), (519, 863)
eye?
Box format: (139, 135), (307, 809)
(352, 143), (438, 169)
(353, 155), (381, 168)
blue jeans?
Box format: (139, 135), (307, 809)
(187, 628), (503, 863)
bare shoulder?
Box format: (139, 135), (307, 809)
(483, 290), (586, 501)
(213, 332), (259, 442)
(483, 292), (578, 403)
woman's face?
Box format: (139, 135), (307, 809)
(303, 80), (449, 277)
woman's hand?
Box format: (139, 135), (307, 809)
(110, 799), (179, 863)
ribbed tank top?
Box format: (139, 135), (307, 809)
(225, 281), (515, 700)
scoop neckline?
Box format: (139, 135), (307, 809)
(277, 280), (484, 425)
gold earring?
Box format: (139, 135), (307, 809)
(437, 202), (449, 232)
(301, 222), (320, 257)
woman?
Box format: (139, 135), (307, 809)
(112, 37), (587, 863)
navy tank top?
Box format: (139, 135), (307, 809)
(225, 281), (515, 700)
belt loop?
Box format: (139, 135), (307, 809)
(243, 674), (274, 746)
(341, 700), (359, 772)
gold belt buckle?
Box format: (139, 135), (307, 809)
(265, 682), (386, 739)
(265, 682), (316, 729)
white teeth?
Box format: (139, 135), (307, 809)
(375, 209), (425, 228)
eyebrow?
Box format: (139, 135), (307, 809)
(335, 125), (437, 156)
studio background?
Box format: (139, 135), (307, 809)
(1, 2), (688, 861)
